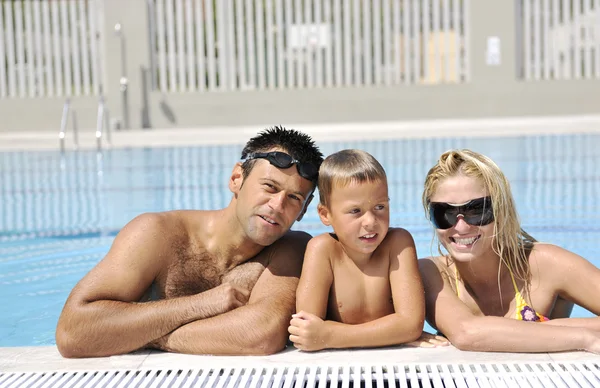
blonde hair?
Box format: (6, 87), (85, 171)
(422, 149), (536, 289)
(318, 149), (387, 209)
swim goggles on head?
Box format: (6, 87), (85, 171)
(243, 151), (319, 182)
(428, 196), (494, 230)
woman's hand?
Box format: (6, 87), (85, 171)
(405, 331), (450, 348)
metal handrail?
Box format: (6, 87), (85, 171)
(59, 98), (79, 152)
(96, 96), (112, 151)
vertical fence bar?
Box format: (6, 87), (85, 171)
(431, 0), (440, 83)
(264, 0), (275, 89)
(275, 0), (286, 88)
(330, 0), (340, 87)
(362, 0), (372, 85)
(156, 0), (167, 92)
(523, 0), (531, 79)
(314, 0), (324, 87)
(573, 0), (581, 79)
(392, 0), (401, 84)
(533, 0), (541, 80)
(452, 0), (460, 82)
(42, 0), (53, 96)
(205, 0), (217, 90)
(245, 0), (255, 89)
(226, 0), (237, 90)
(253, 0), (264, 89)
(88, 0), (100, 94)
(185, 0), (196, 91)
(352, 0), (361, 85)
(542, 0), (551, 79)
(595, 0), (600, 78)
(373, 0), (382, 85)
(235, 0), (247, 88)
(78, 0), (91, 95)
(583, 0), (592, 78)
(60, 0), (72, 95)
(5, 1), (18, 97)
(24, 0), (36, 97)
(551, 0), (560, 79)
(343, 0), (351, 86)
(463, 0), (470, 81)
(304, 0), (314, 88)
(166, 0), (176, 90)
(15, 1), (26, 96)
(195, 0), (206, 91)
(294, 0), (304, 87)
(562, 0), (571, 78)
(0, 3), (5, 97)
(284, 0), (294, 88)
(382, 0), (391, 85)
(412, 0), (420, 83)
(69, 0), (82, 96)
(175, 0), (186, 90)
(422, 0), (430, 84)
(402, 0), (411, 83)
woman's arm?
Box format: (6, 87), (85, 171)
(419, 257), (600, 354)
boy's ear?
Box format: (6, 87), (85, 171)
(296, 193), (314, 222)
(317, 203), (331, 226)
(229, 162), (244, 195)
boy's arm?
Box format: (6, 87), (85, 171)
(290, 229), (425, 351)
(295, 235), (334, 318)
(56, 213), (245, 358)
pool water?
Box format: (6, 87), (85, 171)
(1, 133), (599, 347)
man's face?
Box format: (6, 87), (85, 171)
(231, 154), (315, 246)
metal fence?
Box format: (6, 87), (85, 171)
(0, 0), (104, 99)
(519, 0), (600, 80)
(148, 0), (471, 92)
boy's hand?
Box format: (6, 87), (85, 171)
(405, 332), (450, 348)
(288, 311), (331, 351)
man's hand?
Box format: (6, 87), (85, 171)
(405, 331), (450, 348)
(288, 311), (331, 351)
(205, 283), (250, 316)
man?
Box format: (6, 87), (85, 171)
(55, 126), (324, 357)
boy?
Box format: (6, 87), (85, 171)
(288, 149), (426, 351)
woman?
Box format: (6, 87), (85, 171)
(417, 149), (600, 353)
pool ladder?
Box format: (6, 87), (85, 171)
(58, 97), (112, 152)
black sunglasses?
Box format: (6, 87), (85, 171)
(243, 151), (319, 182)
(428, 196), (494, 230)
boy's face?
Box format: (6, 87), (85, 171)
(318, 179), (390, 258)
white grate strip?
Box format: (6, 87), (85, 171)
(1, 362), (600, 388)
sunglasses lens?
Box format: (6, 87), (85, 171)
(271, 152), (294, 168)
(429, 197), (494, 229)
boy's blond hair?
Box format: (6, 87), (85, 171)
(422, 149), (536, 293)
(318, 149), (387, 209)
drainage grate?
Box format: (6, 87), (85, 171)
(1, 362), (599, 388)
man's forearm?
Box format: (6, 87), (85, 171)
(57, 293), (216, 358)
(157, 300), (290, 355)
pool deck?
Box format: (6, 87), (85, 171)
(2, 114), (600, 151)
(1, 345), (600, 373)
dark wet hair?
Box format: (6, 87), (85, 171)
(240, 125), (324, 184)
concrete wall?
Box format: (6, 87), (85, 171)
(1, 0), (599, 134)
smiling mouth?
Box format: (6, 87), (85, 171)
(450, 235), (480, 246)
(360, 233), (377, 240)
(259, 215), (279, 225)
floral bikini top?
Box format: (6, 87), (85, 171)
(454, 266), (549, 322)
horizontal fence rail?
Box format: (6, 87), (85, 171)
(519, 0), (600, 80)
(148, 0), (470, 92)
(0, 0), (104, 99)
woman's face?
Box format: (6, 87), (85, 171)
(429, 174), (495, 263)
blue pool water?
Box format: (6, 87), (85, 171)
(1, 133), (599, 347)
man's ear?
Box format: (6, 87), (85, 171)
(296, 193), (314, 222)
(229, 162), (244, 195)
(317, 203), (331, 226)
